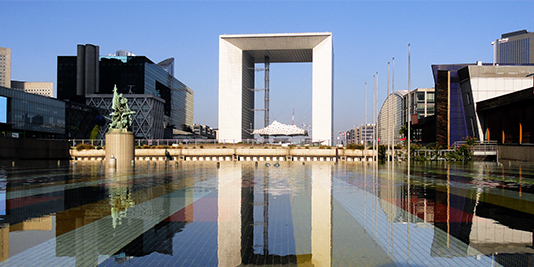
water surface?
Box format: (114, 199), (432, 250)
(0, 160), (532, 266)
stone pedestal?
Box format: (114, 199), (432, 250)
(105, 130), (134, 167)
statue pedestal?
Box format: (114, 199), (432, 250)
(105, 129), (134, 167)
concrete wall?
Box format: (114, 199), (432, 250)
(218, 33), (333, 143)
(218, 37), (243, 141)
(498, 145), (534, 162)
(72, 147), (375, 162)
(0, 137), (69, 160)
(312, 35), (334, 145)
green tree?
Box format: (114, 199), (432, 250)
(399, 124), (407, 137)
(181, 124), (193, 133)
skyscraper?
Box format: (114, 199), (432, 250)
(0, 47), (11, 88)
(496, 30), (534, 64)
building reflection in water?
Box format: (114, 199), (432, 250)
(3, 161), (534, 266)
(217, 162), (242, 266)
(54, 164), (195, 265)
(379, 162), (534, 265)
(311, 164), (332, 266)
(217, 162), (332, 266)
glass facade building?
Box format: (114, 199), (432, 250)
(58, 51), (194, 139)
(157, 58), (174, 77)
(432, 64), (470, 146)
(144, 62), (194, 129)
(0, 86), (65, 138)
(65, 102), (105, 139)
(57, 56), (78, 102)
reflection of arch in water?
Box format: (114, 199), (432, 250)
(217, 162), (332, 266)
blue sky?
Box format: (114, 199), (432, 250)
(1, 1), (532, 137)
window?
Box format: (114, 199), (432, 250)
(0, 96), (6, 123)
(417, 92), (425, 103)
(417, 104), (425, 114)
(427, 105), (435, 115)
(427, 92), (435, 103)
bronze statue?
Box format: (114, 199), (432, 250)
(107, 85), (135, 133)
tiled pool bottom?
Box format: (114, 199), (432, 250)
(0, 161), (532, 266)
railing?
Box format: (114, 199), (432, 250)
(412, 149), (455, 161)
(453, 140), (498, 155)
(68, 138), (339, 147)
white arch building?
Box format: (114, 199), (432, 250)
(218, 33), (333, 144)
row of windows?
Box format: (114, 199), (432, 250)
(499, 39), (530, 64)
(410, 92), (435, 104)
(4, 93), (66, 134)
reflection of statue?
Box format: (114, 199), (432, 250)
(107, 85), (135, 133)
(109, 185), (135, 229)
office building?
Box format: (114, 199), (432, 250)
(0, 85), (102, 139)
(477, 86), (534, 144)
(430, 64), (472, 147)
(459, 64), (534, 140)
(0, 48), (11, 88)
(496, 30), (534, 64)
(157, 58), (174, 77)
(377, 90), (407, 144)
(11, 81), (53, 98)
(115, 49), (135, 57)
(0, 86), (65, 138)
(349, 124), (375, 145)
(414, 63), (534, 147)
(403, 88), (435, 143)
(65, 101), (105, 139)
(57, 44), (194, 139)
(346, 128), (356, 144)
(193, 124), (216, 139)
(87, 93), (166, 139)
(404, 88), (435, 121)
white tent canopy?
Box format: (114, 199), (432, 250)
(252, 120), (308, 136)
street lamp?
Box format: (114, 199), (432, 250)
(491, 41), (495, 66)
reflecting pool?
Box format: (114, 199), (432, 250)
(0, 160), (533, 266)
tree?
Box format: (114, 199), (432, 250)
(181, 124), (193, 133)
(399, 124), (407, 137)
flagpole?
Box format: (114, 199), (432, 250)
(390, 62), (391, 162)
(407, 44), (411, 168)
(364, 83), (367, 161)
